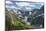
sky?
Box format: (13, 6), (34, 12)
(5, 0), (44, 11)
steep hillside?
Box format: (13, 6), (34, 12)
(5, 9), (32, 30)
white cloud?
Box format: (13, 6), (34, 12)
(6, 5), (16, 9)
(6, 0), (44, 10)
(16, 2), (30, 6)
(6, 1), (13, 4)
(6, 5), (21, 9)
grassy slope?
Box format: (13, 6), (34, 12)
(5, 10), (32, 30)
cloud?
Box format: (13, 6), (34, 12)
(15, 2), (43, 9)
(16, 2), (30, 6)
(6, 5), (21, 9)
(6, 1), (13, 4)
(6, 5), (16, 9)
(6, 0), (44, 11)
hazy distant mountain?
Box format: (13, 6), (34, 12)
(31, 6), (44, 26)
